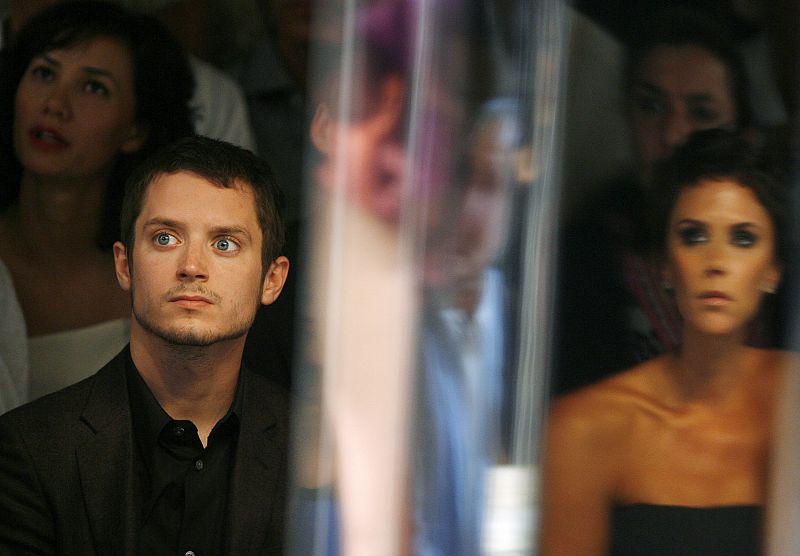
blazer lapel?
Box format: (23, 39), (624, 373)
(75, 351), (141, 556)
(227, 370), (288, 554)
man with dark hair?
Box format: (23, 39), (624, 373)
(0, 135), (291, 554)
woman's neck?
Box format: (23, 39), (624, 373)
(667, 329), (752, 403)
(9, 171), (108, 258)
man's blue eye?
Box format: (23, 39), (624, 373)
(214, 238), (238, 252)
(156, 233), (174, 246)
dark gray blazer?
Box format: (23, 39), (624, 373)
(0, 347), (290, 555)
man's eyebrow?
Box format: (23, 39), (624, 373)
(142, 219), (252, 238)
(210, 225), (252, 240)
(141, 217), (183, 229)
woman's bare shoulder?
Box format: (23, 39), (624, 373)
(540, 360), (668, 520)
(547, 357), (667, 444)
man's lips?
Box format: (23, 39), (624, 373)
(170, 295), (214, 309)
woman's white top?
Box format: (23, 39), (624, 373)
(28, 318), (130, 402)
(0, 259), (28, 414)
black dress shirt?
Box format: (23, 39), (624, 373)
(126, 356), (243, 556)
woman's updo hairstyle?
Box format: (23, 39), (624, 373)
(649, 128), (788, 264)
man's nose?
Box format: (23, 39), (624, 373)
(177, 243), (209, 281)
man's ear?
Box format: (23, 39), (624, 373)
(310, 103), (334, 155)
(113, 241), (132, 291)
(261, 256), (290, 305)
(120, 122), (149, 155)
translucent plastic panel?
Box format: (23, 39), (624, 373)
(287, 1), (566, 554)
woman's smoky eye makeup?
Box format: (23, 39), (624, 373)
(675, 222), (760, 248)
(676, 222), (706, 245)
(731, 226), (758, 247)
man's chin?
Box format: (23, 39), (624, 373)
(157, 330), (230, 347)
(134, 314), (249, 347)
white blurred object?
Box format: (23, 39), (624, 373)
(190, 56), (257, 151)
(0, 259), (27, 414)
(482, 465), (538, 555)
(28, 319), (129, 401)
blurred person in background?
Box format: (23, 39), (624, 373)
(2, 0), (256, 150)
(542, 128), (790, 554)
(415, 97), (519, 555)
(554, 8), (764, 395)
(289, 1), (469, 553)
(0, 0), (194, 400)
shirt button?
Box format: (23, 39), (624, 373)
(195, 459), (204, 471)
(174, 426), (185, 437)
(185, 551), (195, 556)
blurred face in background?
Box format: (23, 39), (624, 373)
(311, 73), (408, 224)
(423, 107), (517, 296)
(14, 36), (144, 183)
(629, 44), (737, 183)
(664, 178), (780, 338)
(447, 116), (515, 286)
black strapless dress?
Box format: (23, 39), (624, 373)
(609, 504), (762, 555)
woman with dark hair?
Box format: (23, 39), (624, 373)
(554, 8), (766, 394)
(541, 129), (790, 554)
(0, 0), (194, 400)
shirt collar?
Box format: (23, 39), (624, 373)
(126, 352), (245, 473)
